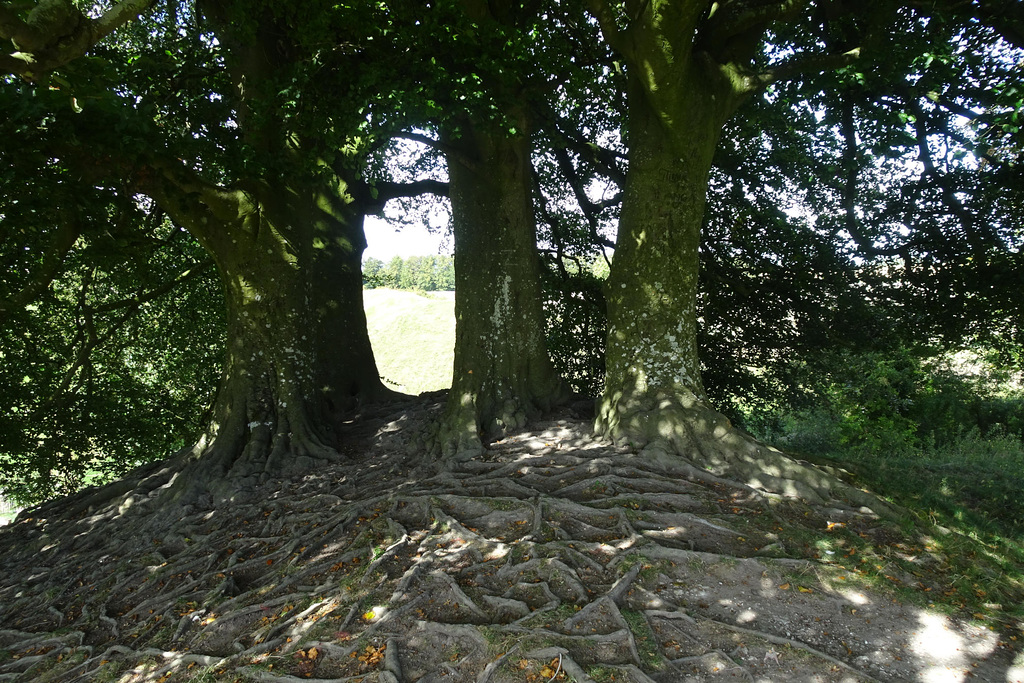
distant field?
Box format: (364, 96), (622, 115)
(364, 288), (455, 395)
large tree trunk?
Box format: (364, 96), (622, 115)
(435, 118), (568, 459)
(589, 4), (740, 442)
(595, 15), (854, 504)
(597, 66), (728, 439)
(139, 3), (398, 501)
(150, 173), (395, 500)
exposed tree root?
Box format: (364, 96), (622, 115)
(0, 400), (1019, 682)
(697, 617), (885, 683)
(599, 393), (901, 519)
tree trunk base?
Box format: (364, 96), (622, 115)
(3, 399), (1014, 683)
(598, 392), (900, 518)
(431, 393), (530, 462)
(431, 383), (573, 463)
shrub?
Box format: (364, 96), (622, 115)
(741, 347), (1024, 457)
(541, 260), (607, 398)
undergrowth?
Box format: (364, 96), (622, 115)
(738, 349), (1024, 631)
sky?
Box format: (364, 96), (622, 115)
(363, 215), (453, 261)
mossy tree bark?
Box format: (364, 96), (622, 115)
(130, 3), (397, 500)
(147, 169), (393, 498)
(590, 0), (860, 502)
(598, 65), (739, 444)
(437, 115), (568, 459)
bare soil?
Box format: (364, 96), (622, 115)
(1, 397), (1022, 682)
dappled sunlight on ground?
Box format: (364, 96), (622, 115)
(910, 611), (999, 683)
(0, 405), (1021, 682)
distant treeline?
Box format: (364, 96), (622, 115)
(363, 255), (455, 291)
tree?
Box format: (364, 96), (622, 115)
(405, 0), (568, 458)
(362, 257), (386, 288)
(437, 111), (568, 457)
(1, 0), (446, 506)
(0, 200), (222, 503)
(578, 0), (1023, 498)
(433, 254), (456, 291)
(126, 1), (415, 502)
(4, 0), (1021, 511)
(385, 255), (406, 289)
(527, 1), (1021, 431)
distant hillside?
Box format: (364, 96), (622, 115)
(364, 288), (455, 395)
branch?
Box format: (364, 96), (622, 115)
(396, 131), (478, 173)
(139, 155), (251, 256)
(751, 47), (861, 90)
(2, 0), (156, 80)
(0, 2), (48, 50)
(533, 99), (627, 185)
(553, 145), (621, 239)
(838, 97), (924, 258)
(91, 0), (153, 44)
(584, 0), (631, 60)
(877, 86), (1001, 164)
(145, 156), (244, 221)
(91, 259), (215, 313)
(927, 94), (984, 123)
(364, 179), (449, 213)
(703, 0), (807, 42)
(534, 185), (571, 280)
(903, 0), (1024, 50)
(934, 121), (1003, 167)
(882, 81), (985, 124)
(908, 97), (937, 175)
(394, 132), (453, 155)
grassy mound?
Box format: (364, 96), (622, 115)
(364, 288), (455, 395)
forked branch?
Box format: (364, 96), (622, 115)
(2, 0), (156, 80)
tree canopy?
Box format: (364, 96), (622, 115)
(1, 0), (1022, 507)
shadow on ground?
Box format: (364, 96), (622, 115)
(0, 398), (1022, 682)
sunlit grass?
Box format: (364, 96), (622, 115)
(787, 433), (1024, 629)
(363, 288), (455, 395)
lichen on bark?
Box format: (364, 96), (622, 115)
(147, 171), (396, 503)
(435, 116), (568, 460)
(595, 10), (868, 506)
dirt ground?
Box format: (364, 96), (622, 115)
(1, 397), (1022, 682)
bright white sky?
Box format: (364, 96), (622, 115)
(363, 216), (452, 261)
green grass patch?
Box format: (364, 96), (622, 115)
(363, 288), (454, 395)
(784, 436), (1024, 629)
(621, 608), (666, 670)
(586, 665), (619, 683)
